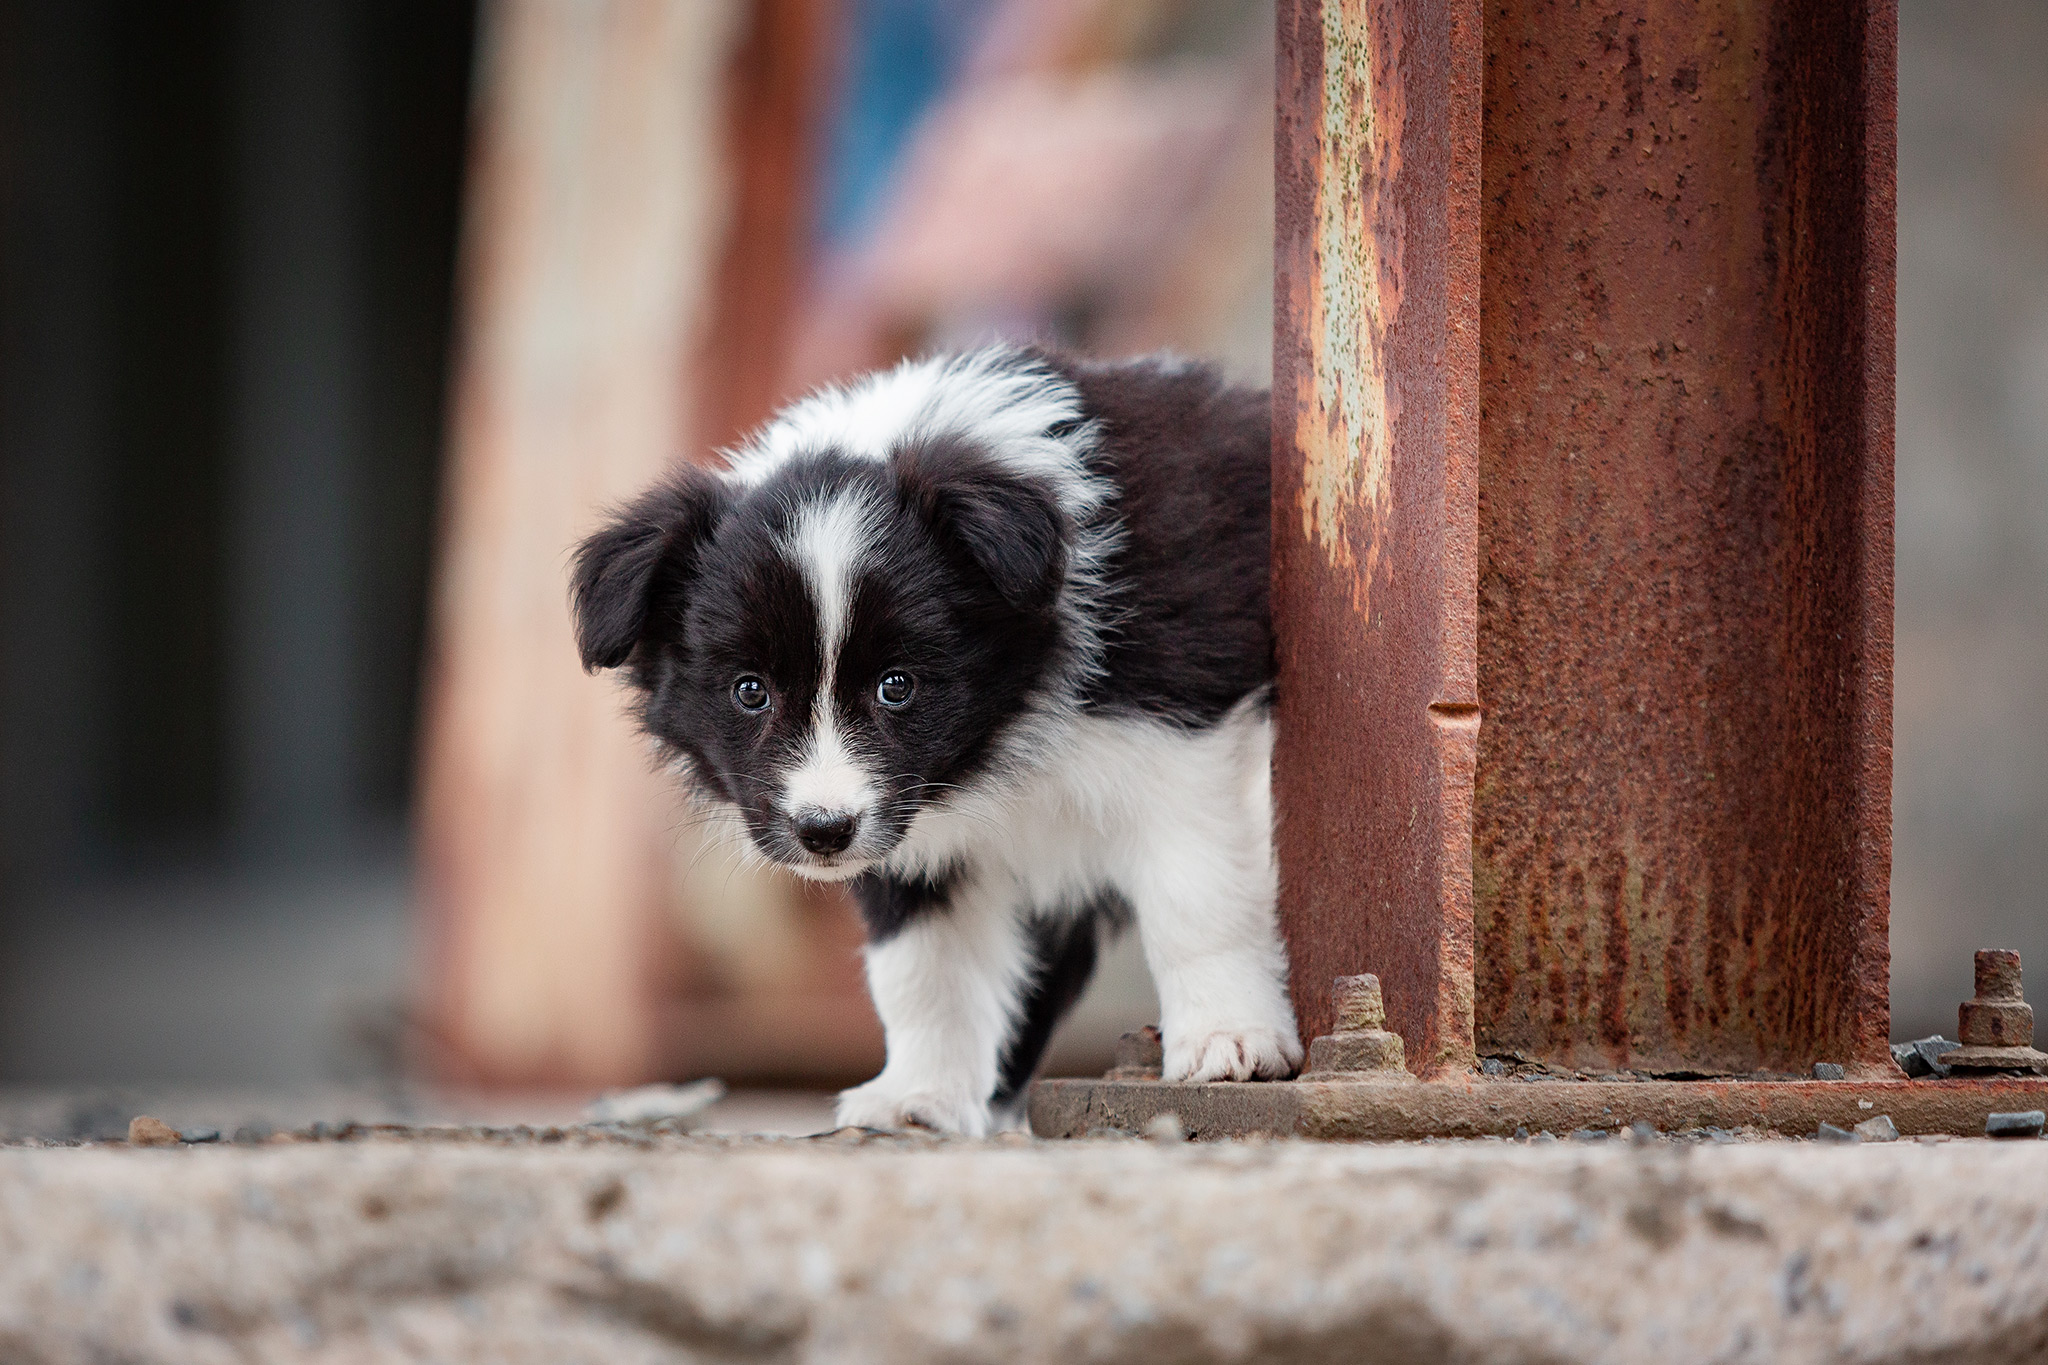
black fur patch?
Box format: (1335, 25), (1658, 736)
(852, 863), (965, 942)
(569, 466), (730, 671)
(991, 892), (1130, 1108)
(1042, 352), (1275, 726)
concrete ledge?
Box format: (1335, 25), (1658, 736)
(4, 1135), (2048, 1362)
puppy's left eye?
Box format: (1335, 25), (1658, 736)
(733, 675), (771, 712)
(876, 671), (915, 708)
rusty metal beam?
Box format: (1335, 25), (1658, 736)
(1471, 0), (1897, 1075)
(1273, 0), (1484, 1078)
(1273, 0), (1896, 1081)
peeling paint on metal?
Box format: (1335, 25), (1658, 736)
(1300, 0), (1395, 593)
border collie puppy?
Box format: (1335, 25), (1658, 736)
(571, 344), (1300, 1134)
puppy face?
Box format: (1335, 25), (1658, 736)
(572, 438), (1068, 879)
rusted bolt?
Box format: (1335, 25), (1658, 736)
(1333, 973), (1387, 1031)
(1302, 974), (1413, 1081)
(1943, 950), (2048, 1073)
(1959, 950), (2033, 1047)
(1105, 1025), (1163, 1081)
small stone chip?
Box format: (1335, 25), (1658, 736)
(1816, 1122), (1859, 1143)
(128, 1116), (179, 1147)
(1142, 1112), (1186, 1143)
(1986, 1111), (2046, 1139)
(1629, 1121), (1659, 1145)
(582, 1079), (726, 1128)
(179, 1127), (222, 1144)
(1569, 1128), (1609, 1143)
(1853, 1115), (1899, 1143)
(1812, 1062), (1846, 1081)
(1479, 1057), (1509, 1077)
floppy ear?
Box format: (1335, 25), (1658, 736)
(570, 466), (728, 671)
(894, 439), (1067, 610)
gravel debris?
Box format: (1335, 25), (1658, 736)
(126, 1116), (179, 1147)
(582, 1079), (726, 1127)
(1893, 1036), (1961, 1079)
(1142, 1112), (1187, 1143)
(1986, 1110), (2046, 1139)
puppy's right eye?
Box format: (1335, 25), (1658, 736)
(732, 676), (771, 712)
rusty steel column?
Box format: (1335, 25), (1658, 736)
(1472, 1), (1897, 1075)
(1273, 0), (1484, 1077)
(1275, 1), (1894, 1080)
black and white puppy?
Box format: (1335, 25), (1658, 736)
(571, 344), (1301, 1134)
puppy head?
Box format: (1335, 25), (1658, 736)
(571, 437), (1068, 879)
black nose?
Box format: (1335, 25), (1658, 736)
(793, 809), (858, 856)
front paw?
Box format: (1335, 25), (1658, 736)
(1164, 1024), (1304, 1083)
(835, 1079), (991, 1136)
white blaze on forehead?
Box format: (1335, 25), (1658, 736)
(778, 492), (878, 817)
(785, 492), (872, 663)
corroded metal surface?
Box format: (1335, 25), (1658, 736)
(1272, 0), (1483, 1076)
(1470, 1), (1898, 1074)
(1031, 1074), (2048, 1142)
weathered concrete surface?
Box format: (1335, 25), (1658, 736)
(3, 1136), (2048, 1363)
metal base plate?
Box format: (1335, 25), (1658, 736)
(1029, 1075), (2048, 1141)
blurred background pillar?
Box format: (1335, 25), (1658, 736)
(418, 0), (750, 1087)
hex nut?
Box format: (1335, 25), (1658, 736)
(1945, 951), (2048, 1072)
(1302, 974), (1412, 1080)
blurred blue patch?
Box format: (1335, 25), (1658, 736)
(819, 0), (997, 249)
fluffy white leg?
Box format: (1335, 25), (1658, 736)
(835, 890), (1030, 1136)
(1123, 712), (1302, 1083)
